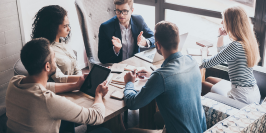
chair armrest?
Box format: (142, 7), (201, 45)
(204, 92), (247, 109)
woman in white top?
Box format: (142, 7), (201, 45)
(201, 6), (261, 104)
(31, 5), (82, 83)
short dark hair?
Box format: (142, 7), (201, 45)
(154, 21), (180, 51)
(114, 0), (134, 8)
(20, 38), (51, 75)
(31, 5), (70, 43)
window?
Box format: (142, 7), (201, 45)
(133, 3), (155, 31)
(135, 0), (266, 66)
(165, 0), (256, 17)
(165, 10), (232, 44)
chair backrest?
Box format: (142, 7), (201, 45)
(253, 66), (266, 99)
(14, 59), (28, 76)
(75, 0), (115, 67)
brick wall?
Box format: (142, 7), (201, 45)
(0, 0), (23, 109)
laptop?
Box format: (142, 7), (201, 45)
(80, 64), (111, 97)
(135, 33), (188, 63)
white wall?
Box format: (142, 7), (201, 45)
(18, 0), (88, 68)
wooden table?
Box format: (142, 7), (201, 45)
(60, 33), (210, 132)
(59, 56), (155, 133)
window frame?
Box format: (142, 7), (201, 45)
(135, 0), (266, 66)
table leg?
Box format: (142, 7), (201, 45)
(124, 110), (128, 129)
(87, 113), (126, 133)
(139, 99), (156, 129)
(201, 68), (206, 82)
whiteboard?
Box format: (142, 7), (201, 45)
(17, 0), (88, 68)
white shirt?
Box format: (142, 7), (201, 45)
(113, 23), (150, 60)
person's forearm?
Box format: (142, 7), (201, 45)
(94, 94), (104, 104)
(217, 36), (224, 47)
(67, 75), (81, 83)
(54, 83), (77, 93)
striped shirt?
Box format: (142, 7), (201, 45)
(201, 41), (256, 87)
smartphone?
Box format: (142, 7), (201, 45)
(196, 40), (213, 47)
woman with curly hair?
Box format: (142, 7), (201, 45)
(32, 5), (82, 83)
(31, 5), (83, 133)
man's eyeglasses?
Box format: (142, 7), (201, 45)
(114, 9), (130, 15)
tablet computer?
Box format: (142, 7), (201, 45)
(80, 64), (111, 97)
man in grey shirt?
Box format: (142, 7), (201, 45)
(5, 38), (111, 133)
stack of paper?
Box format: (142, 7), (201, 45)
(111, 71), (127, 84)
(109, 71), (147, 92)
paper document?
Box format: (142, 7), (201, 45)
(109, 83), (125, 89)
(134, 79), (147, 91)
(124, 65), (146, 71)
(111, 63), (127, 73)
(112, 71), (127, 83)
(110, 90), (124, 100)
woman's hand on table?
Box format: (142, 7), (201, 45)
(137, 69), (152, 79)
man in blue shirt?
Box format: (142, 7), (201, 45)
(124, 21), (207, 133)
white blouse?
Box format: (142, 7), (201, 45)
(51, 41), (82, 83)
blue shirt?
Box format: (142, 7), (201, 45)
(124, 52), (207, 133)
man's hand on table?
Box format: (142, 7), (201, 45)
(95, 81), (109, 98)
(124, 70), (137, 84)
(75, 73), (88, 90)
(94, 81), (109, 104)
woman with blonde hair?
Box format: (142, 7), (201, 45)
(201, 6), (261, 104)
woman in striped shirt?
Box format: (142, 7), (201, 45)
(201, 6), (261, 104)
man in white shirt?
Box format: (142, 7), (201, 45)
(98, 0), (155, 64)
(5, 38), (111, 133)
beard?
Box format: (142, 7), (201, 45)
(155, 43), (162, 55)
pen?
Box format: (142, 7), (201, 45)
(131, 71), (146, 78)
(131, 71), (139, 75)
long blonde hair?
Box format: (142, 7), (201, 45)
(223, 6), (260, 67)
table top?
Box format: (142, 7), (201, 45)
(60, 33), (215, 122)
(60, 56), (155, 122)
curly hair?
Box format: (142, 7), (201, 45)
(31, 5), (71, 43)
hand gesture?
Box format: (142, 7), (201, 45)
(137, 31), (147, 47)
(124, 70), (137, 84)
(137, 68), (152, 79)
(218, 27), (227, 37)
(95, 81), (109, 98)
(112, 36), (122, 53)
(76, 73), (88, 89)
